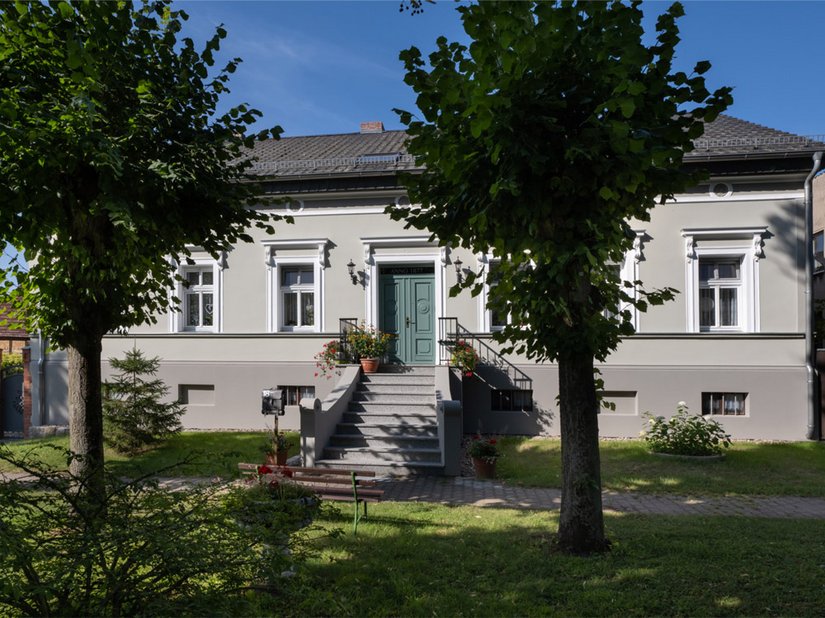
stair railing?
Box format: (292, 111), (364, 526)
(338, 318), (359, 363)
(437, 317), (533, 392)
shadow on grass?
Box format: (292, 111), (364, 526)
(0, 431), (300, 479)
(271, 504), (825, 616)
(497, 437), (825, 497)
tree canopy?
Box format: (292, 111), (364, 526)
(392, 0), (731, 552)
(0, 0), (282, 486)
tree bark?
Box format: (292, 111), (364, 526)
(67, 336), (105, 499)
(556, 347), (609, 554)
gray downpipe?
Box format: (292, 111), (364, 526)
(38, 333), (47, 426)
(805, 151), (823, 440)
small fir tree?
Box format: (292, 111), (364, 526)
(103, 349), (184, 454)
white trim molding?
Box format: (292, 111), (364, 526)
(669, 190), (803, 204)
(681, 227), (766, 333)
(262, 239), (329, 333)
(359, 236), (446, 356)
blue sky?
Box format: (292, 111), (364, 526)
(3, 0), (824, 272)
(178, 0), (825, 138)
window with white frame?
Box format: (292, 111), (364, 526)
(683, 228), (764, 334)
(182, 266), (216, 331)
(487, 261), (509, 330)
(280, 265), (315, 330)
(698, 258), (742, 330)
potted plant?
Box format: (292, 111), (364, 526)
(314, 339), (342, 379)
(347, 323), (394, 373)
(451, 340), (479, 377)
(263, 430), (291, 466)
(468, 434), (500, 479)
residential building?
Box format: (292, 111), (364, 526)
(28, 116), (824, 454)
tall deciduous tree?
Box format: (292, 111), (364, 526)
(0, 1), (282, 491)
(393, 1), (731, 553)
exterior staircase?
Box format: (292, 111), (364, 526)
(316, 366), (443, 475)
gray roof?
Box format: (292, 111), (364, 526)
(247, 129), (415, 177)
(247, 115), (824, 178)
(688, 115), (825, 158)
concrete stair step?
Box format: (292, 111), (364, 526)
(328, 434), (439, 449)
(342, 411), (437, 425)
(313, 459), (444, 476)
(373, 366), (435, 376)
(322, 445), (442, 464)
(336, 422), (438, 438)
(352, 393), (434, 404)
(360, 374), (435, 386)
(357, 383), (433, 395)
(348, 402), (436, 414)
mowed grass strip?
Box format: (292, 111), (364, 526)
(274, 503), (825, 617)
(497, 437), (825, 497)
(0, 431), (299, 478)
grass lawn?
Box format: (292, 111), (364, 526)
(0, 431), (299, 478)
(270, 502), (825, 616)
(497, 437), (825, 497)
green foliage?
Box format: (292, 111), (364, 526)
(0, 446), (317, 617)
(0, 1), (283, 347)
(450, 339), (478, 376)
(467, 434), (500, 462)
(102, 348), (184, 455)
(642, 403), (732, 456)
(0, 351), (22, 376)
(392, 1), (731, 363)
(346, 323), (394, 359)
(391, 0), (731, 551)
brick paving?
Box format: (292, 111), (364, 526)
(378, 475), (825, 519)
(6, 470), (825, 519)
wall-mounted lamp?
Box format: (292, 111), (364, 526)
(454, 257), (464, 284)
(347, 259), (358, 285)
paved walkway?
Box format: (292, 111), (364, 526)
(6, 471), (825, 519)
(378, 476), (825, 519)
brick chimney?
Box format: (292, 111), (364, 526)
(360, 121), (384, 134)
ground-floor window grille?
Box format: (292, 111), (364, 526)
(491, 389), (533, 412)
(701, 392), (747, 416)
(278, 385), (316, 406)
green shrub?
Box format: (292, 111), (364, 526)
(103, 348), (184, 454)
(0, 446), (319, 617)
(642, 402), (732, 456)
(1, 352), (23, 377)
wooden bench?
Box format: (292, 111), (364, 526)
(238, 463), (384, 533)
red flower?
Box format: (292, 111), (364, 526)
(489, 439), (497, 445)
(257, 465), (272, 475)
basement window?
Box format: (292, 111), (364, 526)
(701, 392), (747, 416)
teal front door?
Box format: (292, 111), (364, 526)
(379, 265), (435, 364)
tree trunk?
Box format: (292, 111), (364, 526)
(556, 347), (609, 554)
(67, 337), (105, 498)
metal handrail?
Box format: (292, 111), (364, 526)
(437, 317), (533, 392)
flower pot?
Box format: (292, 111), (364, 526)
(277, 449), (289, 466)
(360, 357), (380, 373)
(264, 453), (277, 465)
(472, 457), (497, 479)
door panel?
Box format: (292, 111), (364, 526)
(379, 268), (435, 365)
